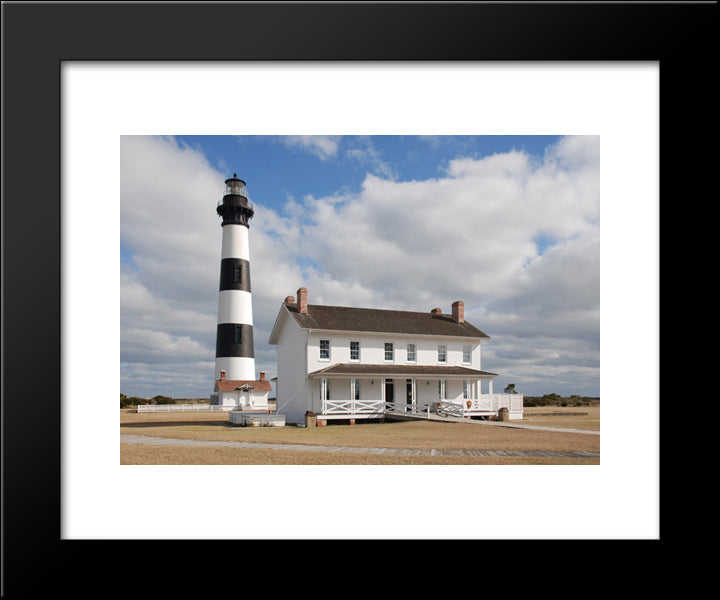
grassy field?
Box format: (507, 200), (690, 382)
(121, 406), (599, 465)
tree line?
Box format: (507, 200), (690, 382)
(120, 393), (175, 408)
(503, 385), (598, 406)
(522, 393), (599, 407)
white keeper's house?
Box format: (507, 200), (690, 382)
(269, 287), (523, 425)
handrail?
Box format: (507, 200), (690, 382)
(384, 402), (431, 417)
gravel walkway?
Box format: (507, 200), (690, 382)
(121, 433), (599, 459)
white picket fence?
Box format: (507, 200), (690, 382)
(136, 404), (232, 413)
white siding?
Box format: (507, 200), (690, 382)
(307, 331), (482, 371)
(274, 311), (311, 424)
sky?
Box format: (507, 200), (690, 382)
(120, 134), (600, 399)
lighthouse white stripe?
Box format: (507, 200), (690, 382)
(217, 290), (253, 325)
(215, 357), (256, 382)
(221, 224), (250, 260)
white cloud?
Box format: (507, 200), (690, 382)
(292, 136), (599, 309)
(280, 135), (341, 160)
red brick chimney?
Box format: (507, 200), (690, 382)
(452, 301), (464, 323)
(260, 371), (266, 382)
(220, 370), (226, 381)
(297, 287), (308, 313)
(430, 308), (442, 314)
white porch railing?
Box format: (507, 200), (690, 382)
(438, 394), (524, 417)
(322, 399), (385, 415)
(318, 394), (523, 418)
(384, 402), (432, 418)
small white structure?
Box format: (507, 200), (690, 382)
(213, 371), (272, 410)
(269, 288), (523, 425)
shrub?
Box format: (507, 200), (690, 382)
(152, 395), (175, 405)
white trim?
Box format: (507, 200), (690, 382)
(283, 323), (490, 342)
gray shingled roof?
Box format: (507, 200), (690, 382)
(308, 363), (497, 377)
(284, 302), (490, 339)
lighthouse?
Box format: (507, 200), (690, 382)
(212, 174), (271, 410)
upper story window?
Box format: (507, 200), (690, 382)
(384, 342), (394, 361)
(320, 339), (330, 360)
(463, 345), (472, 364)
(437, 344), (447, 363)
(406, 343), (416, 362)
(350, 341), (360, 361)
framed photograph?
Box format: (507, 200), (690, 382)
(3, 2), (705, 593)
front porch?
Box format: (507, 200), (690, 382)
(308, 364), (523, 422)
(317, 395), (524, 422)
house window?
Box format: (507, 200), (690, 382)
(463, 345), (472, 364)
(351, 379), (360, 401)
(320, 378), (330, 402)
(438, 344), (447, 363)
(406, 343), (416, 362)
(234, 325), (242, 344)
(320, 339), (330, 360)
(438, 380), (446, 400)
(385, 342), (394, 361)
(350, 341), (360, 361)
(234, 264), (242, 284)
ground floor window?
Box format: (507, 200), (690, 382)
(438, 379), (446, 400)
(351, 379), (360, 401)
(320, 378), (330, 401)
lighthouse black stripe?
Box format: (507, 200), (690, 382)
(215, 323), (254, 358)
(219, 258), (251, 292)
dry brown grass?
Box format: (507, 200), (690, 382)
(120, 443), (599, 465)
(521, 406), (600, 431)
(120, 408), (599, 465)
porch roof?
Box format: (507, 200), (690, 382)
(308, 363), (497, 378)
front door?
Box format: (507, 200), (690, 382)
(384, 379), (394, 404)
(406, 379), (414, 411)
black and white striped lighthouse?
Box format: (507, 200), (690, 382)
(214, 174), (256, 382)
